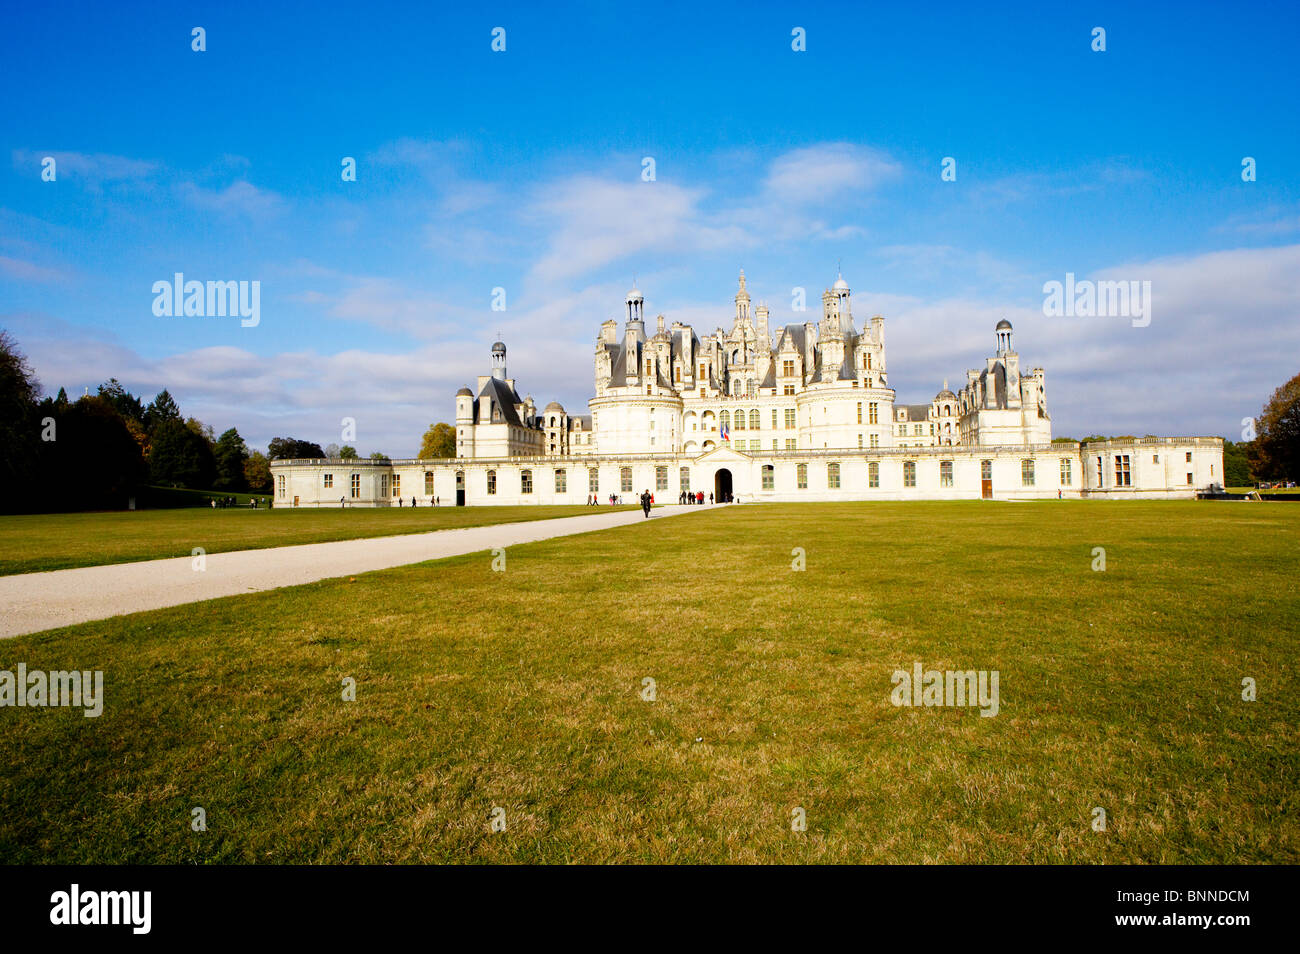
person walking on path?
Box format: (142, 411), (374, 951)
(640, 490), (652, 518)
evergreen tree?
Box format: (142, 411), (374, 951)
(214, 428), (250, 491)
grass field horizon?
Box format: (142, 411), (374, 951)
(1, 500), (1295, 864)
(0, 504), (638, 576)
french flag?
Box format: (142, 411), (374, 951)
(721, 424), (730, 442)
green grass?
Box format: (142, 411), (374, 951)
(1, 501), (1296, 863)
(0, 504), (637, 576)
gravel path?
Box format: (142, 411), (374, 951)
(0, 505), (702, 639)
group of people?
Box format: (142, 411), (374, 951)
(588, 494), (632, 506)
(210, 496), (266, 508)
(678, 490), (713, 505)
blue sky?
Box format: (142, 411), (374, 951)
(3, 0), (1298, 455)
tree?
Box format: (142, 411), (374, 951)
(268, 437), (326, 460)
(323, 443), (341, 458)
(244, 450), (272, 493)
(1222, 440), (1253, 488)
(143, 389), (182, 433)
(1247, 371), (1300, 481)
(150, 418), (217, 488)
(369, 451), (389, 460)
(214, 428), (250, 491)
(338, 445), (358, 459)
(418, 422), (456, 459)
(97, 378), (144, 424)
(0, 330), (42, 510)
(42, 396), (145, 510)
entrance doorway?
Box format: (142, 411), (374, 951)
(714, 468), (733, 502)
(980, 460), (993, 499)
(455, 470), (465, 506)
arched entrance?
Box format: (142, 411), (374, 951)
(714, 468), (733, 503)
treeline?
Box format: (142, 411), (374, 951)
(0, 330), (327, 513)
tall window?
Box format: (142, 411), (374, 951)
(555, 468), (566, 493)
(940, 460), (953, 487)
(868, 462), (879, 488)
(380, 474), (389, 496)
(521, 469), (533, 494)
(870, 435), (879, 448)
(1096, 456), (1104, 485)
(869, 402), (879, 424)
(323, 473), (333, 488)
(981, 460), (992, 481)
(784, 408), (796, 429)
(679, 467), (690, 491)
(1021, 459), (1035, 487)
(771, 409), (778, 429)
(734, 411), (746, 431)
(425, 472), (434, 495)
(588, 468), (598, 493)
(797, 463), (808, 489)
(350, 473), (360, 498)
(487, 469), (497, 495)
(762, 465), (774, 490)
(699, 363), (706, 379)
(783, 359), (795, 376)
(783, 384), (795, 396)
(620, 467), (632, 493)
(856, 402), (863, 424)
(276, 474), (286, 498)
(392, 474), (400, 497)
(1060, 458), (1072, 485)
(1114, 455), (1131, 487)
(828, 462), (841, 488)
(857, 434), (863, 448)
(720, 410), (730, 429)
(904, 461), (917, 487)
(785, 439), (796, 450)
(656, 466), (668, 491)
(749, 409), (760, 429)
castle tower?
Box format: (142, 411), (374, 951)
(491, 340), (507, 381)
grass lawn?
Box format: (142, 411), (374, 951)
(0, 500), (1296, 864)
(0, 504), (636, 576)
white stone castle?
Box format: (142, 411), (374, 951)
(272, 272), (1223, 506)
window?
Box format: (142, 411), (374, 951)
(783, 385), (795, 396)
(674, 365), (681, 383)
(621, 467), (632, 493)
(940, 460), (953, 487)
(323, 473), (333, 488)
(1186, 451), (1192, 463)
(1186, 472), (1193, 485)
(380, 474), (389, 496)
(487, 469), (497, 495)
(679, 467), (690, 491)
(857, 434), (863, 448)
(720, 410), (730, 429)
(785, 439), (796, 450)
(772, 440), (778, 450)
(1114, 455), (1131, 487)
(904, 461), (917, 487)
(521, 469), (533, 494)
(392, 474), (400, 497)
(797, 464), (808, 489)
(551, 468), (564, 493)
(699, 363), (707, 379)
(1153, 454), (1159, 464)
(588, 468), (599, 493)
(868, 462), (880, 488)
(870, 435), (879, 448)
(857, 403), (863, 424)
(734, 411), (745, 431)
(981, 460), (992, 481)
(749, 409), (760, 429)
(783, 359), (795, 376)
(1060, 458), (1072, 485)
(1022, 459), (1036, 487)
(913, 424), (923, 436)
(772, 409), (778, 429)
(762, 465), (774, 490)
(828, 462), (841, 488)
(869, 402), (879, 424)
(425, 472), (434, 495)
(276, 474), (286, 498)
(656, 466), (668, 491)
(784, 408), (796, 429)
(350, 473), (360, 498)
